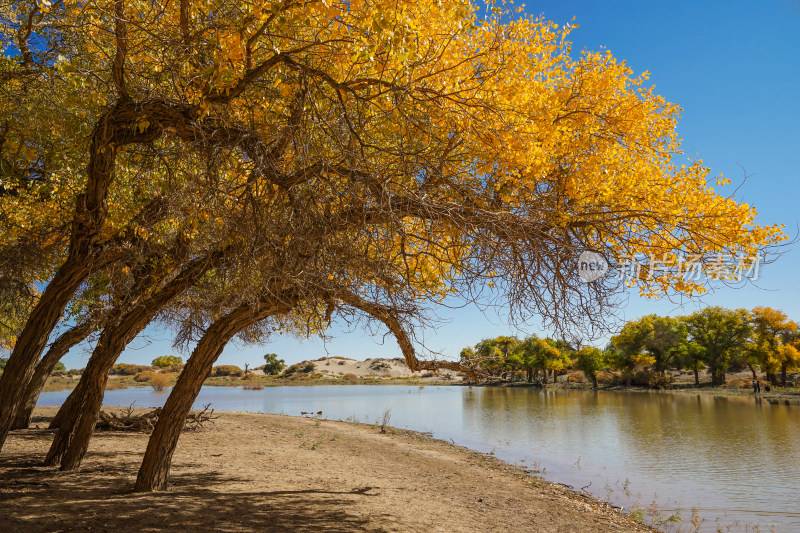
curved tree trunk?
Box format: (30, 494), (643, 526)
(0, 96), (139, 451)
(46, 249), (231, 469)
(49, 385), (81, 429)
(43, 378), (89, 466)
(46, 333), (126, 469)
(12, 321), (96, 430)
(136, 301), (283, 492)
(0, 260), (90, 449)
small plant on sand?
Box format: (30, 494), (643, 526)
(379, 408), (392, 434)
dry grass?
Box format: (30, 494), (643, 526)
(149, 373), (171, 391)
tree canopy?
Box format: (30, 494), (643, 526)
(0, 0), (787, 491)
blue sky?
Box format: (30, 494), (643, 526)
(55, 1), (800, 370)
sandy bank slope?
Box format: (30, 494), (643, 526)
(1, 407), (649, 532)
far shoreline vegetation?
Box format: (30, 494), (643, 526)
(13, 304), (798, 403)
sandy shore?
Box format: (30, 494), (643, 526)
(0, 407), (650, 532)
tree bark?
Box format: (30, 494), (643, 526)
(12, 320), (96, 430)
(49, 385), (80, 429)
(0, 260), (90, 449)
(693, 365), (699, 386)
(46, 249), (232, 469)
(46, 333), (126, 469)
(135, 300), (283, 492)
(0, 98), (134, 451)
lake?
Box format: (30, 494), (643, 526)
(37, 385), (800, 531)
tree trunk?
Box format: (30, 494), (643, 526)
(0, 98), (135, 452)
(49, 386), (80, 429)
(46, 248), (234, 469)
(0, 260), (90, 450)
(58, 362), (112, 470)
(747, 363), (757, 380)
(590, 373), (598, 389)
(693, 365), (699, 386)
(43, 378), (88, 466)
(12, 321), (95, 430)
(780, 364), (787, 387)
(136, 301), (282, 492)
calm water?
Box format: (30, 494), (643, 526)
(38, 386), (800, 531)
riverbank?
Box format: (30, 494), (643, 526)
(1, 407), (650, 532)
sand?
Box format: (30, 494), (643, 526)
(0, 407), (651, 532)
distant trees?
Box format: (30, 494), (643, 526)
(460, 306), (800, 388)
(573, 347), (605, 389)
(748, 307), (798, 386)
(152, 356), (184, 370)
(683, 308), (751, 386)
(262, 353), (286, 375)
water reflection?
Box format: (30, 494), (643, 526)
(37, 386), (800, 531)
(462, 388), (800, 530)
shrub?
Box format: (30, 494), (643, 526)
(150, 373), (171, 391)
(112, 363), (152, 376)
(596, 371), (616, 384)
(134, 370), (157, 382)
(342, 373), (358, 380)
(283, 361), (315, 376)
(67, 368), (83, 377)
(152, 355), (183, 369)
(51, 362), (67, 376)
(647, 372), (673, 390)
(566, 371), (585, 383)
(262, 353), (286, 375)
(211, 365), (244, 377)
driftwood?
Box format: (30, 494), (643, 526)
(96, 403), (217, 432)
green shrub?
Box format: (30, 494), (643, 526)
(112, 363), (152, 376)
(67, 368), (83, 377)
(284, 361), (315, 376)
(262, 353), (286, 375)
(211, 365), (244, 377)
(51, 361), (67, 376)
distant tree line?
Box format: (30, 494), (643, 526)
(460, 306), (800, 388)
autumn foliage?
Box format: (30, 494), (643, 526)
(0, 0), (786, 491)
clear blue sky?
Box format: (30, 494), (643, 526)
(57, 1), (800, 370)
